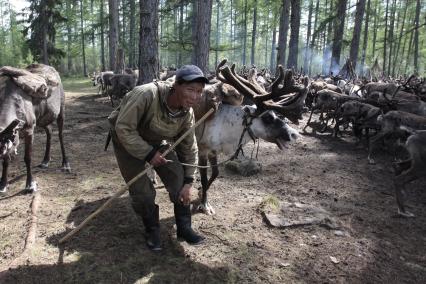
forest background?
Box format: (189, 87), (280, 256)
(0, 0), (424, 81)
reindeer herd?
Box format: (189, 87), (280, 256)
(303, 73), (426, 217)
(0, 60), (425, 221)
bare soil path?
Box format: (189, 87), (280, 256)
(0, 78), (425, 283)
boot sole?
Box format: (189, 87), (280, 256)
(177, 236), (205, 245)
(148, 247), (163, 251)
(147, 243), (163, 251)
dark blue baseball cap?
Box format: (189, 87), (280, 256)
(176, 65), (209, 84)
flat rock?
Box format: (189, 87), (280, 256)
(261, 201), (340, 229)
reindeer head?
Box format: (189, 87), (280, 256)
(243, 106), (299, 150)
(0, 119), (22, 158)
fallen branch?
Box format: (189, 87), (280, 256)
(199, 228), (229, 245)
(0, 211), (15, 219)
(25, 191), (41, 249)
(4, 192), (42, 270)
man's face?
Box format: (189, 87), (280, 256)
(175, 82), (204, 109)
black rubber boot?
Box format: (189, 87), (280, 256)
(142, 204), (162, 251)
(174, 203), (205, 245)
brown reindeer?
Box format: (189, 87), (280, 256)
(0, 64), (70, 194)
(393, 130), (426, 217)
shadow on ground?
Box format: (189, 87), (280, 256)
(0, 197), (237, 283)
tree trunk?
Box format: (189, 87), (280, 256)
(360, 0), (370, 75)
(129, 0), (136, 68)
(264, 17), (268, 67)
(250, 0), (257, 65)
(371, 1), (378, 60)
(66, 0), (72, 73)
(270, 12), (278, 71)
(42, 4), (49, 65)
(80, 0), (87, 77)
(108, 0), (119, 71)
(349, 0), (366, 69)
(215, 0), (220, 67)
(100, 0), (106, 71)
(405, 28), (414, 74)
(173, 6), (178, 66)
(394, 2), (409, 76)
(413, 0), (421, 72)
(276, 0), (290, 71)
(230, 0), (234, 61)
(178, 1), (184, 66)
(322, 0), (333, 75)
(330, 0), (347, 74)
(191, 0), (213, 74)
(383, 0), (389, 75)
(287, 0), (301, 69)
(115, 48), (124, 74)
(392, 2), (408, 76)
(242, 0), (247, 65)
(308, 0), (320, 76)
(387, 0), (396, 76)
(138, 0), (159, 84)
(303, 0), (313, 74)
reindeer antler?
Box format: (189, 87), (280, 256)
(215, 59), (309, 123)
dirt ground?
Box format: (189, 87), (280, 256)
(0, 78), (425, 284)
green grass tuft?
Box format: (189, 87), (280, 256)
(259, 195), (280, 212)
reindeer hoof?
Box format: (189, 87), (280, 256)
(368, 158), (376, 165)
(398, 210), (415, 218)
(61, 162), (71, 173)
(0, 184), (8, 195)
(25, 181), (38, 193)
(38, 162), (49, 169)
(198, 202), (216, 215)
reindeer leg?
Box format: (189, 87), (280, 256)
(394, 168), (418, 218)
(320, 114), (330, 133)
(333, 117), (343, 137)
(352, 124), (361, 147)
(24, 134), (37, 193)
(39, 125), (51, 168)
(57, 106), (71, 172)
(0, 155), (10, 194)
(197, 155), (213, 215)
(368, 131), (387, 164)
(109, 90), (115, 107)
(363, 127), (370, 148)
(198, 159), (207, 202)
(303, 107), (316, 132)
(201, 155), (218, 215)
(393, 159), (412, 176)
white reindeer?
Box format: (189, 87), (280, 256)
(194, 60), (308, 215)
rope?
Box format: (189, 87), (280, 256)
(168, 111), (259, 169)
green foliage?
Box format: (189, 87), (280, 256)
(0, 1), (31, 67)
(21, 0), (66, 66)
(1, 0), (424, 76)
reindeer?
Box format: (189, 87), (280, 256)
(368, 111), (426, 164)
(108, 74), (136, 107)
(193, 59), (307, 215)
(0, 64), (70, 194)
(393, 130), (426, 217)
(337, 101), (382, 146)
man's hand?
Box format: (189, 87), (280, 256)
(179, 184), (193, 206)
(149, 151), (167, 167)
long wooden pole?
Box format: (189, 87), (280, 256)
(59, 108), (214, 244)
